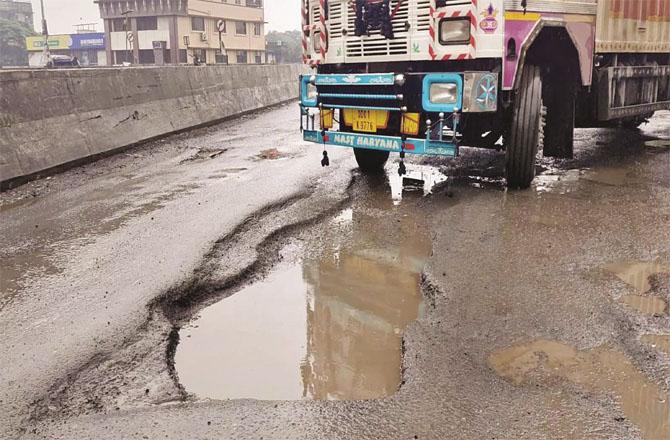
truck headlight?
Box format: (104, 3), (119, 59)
(439, 18), (470, 45)
(300, 75), (318, 107)
(422, 73), (462, 112)
(430, 83), (458, 104)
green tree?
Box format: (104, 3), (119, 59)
(266, 30), (302, 64)
(0, 18), (36, 67)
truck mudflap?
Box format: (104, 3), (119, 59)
(303, 129), (458, 157)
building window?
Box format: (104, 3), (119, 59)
(215, 53), (228, 64)
(114, 50), (132, 64)
(192, 49), (206, 64)
(191, 16), (205, 31)
(138, 49), (155, 64)
(253, 23), (261, 36)
(236, 50), (247, 64)
(235, 21), (246, 35)
(247, 0), (263, 8)
(136, 17), (158, 31)
(111, 18), (126, 32)
(254, 52), (262, 64)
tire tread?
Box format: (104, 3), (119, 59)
(506, 65), (543, 189)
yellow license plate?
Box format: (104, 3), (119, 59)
(354, 119), (376, 133)
(345, 109), (390, 133)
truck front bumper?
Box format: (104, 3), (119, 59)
(299, 71), (499, 157)
(303, 129), (458, 157)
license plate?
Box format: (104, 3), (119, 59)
(353, 110), (377, 133)
(349, 109), (389, 133)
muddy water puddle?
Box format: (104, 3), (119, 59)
(489, 340), (670, 439)
(535, 166), (645, 193)
(176, 234), (430, 401)
(175, 166), (438, 401)
(603, 261), (670, 294)
(621, 295), (668, 316)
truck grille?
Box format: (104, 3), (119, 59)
(309, 0), (433, 61)
(346, 0), (411, 58)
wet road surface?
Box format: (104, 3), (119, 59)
(1, 106), (669, 439)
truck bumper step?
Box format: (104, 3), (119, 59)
(303, 130), (458, 157)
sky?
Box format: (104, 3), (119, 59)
(29, 0), (301, 34)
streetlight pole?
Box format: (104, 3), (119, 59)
(121, 9), (134, 65)
(216, 19), (227, 64)
(39, 0), (50, 67)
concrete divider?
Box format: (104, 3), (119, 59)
(0, 64), (307, 189)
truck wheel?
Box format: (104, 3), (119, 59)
(506, 65), (545, 189)
(353, 148), (389, 174)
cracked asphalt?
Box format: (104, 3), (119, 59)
(1, 106), (669, 439)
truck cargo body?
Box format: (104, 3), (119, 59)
(299, 0), (670, 188)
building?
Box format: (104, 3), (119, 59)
(95, 0), (266, 66)
(0, 0), (33, 28)
(26, 32), (107, 67)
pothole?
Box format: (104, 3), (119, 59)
(173, 165), (441, 401)
(175, 222), (431, 401)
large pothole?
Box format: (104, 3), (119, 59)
(173, 165), (444, 401)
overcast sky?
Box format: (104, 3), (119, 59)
(30, 0), (301, 34)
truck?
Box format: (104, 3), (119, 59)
(298, 0), (670, 188)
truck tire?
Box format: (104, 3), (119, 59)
(353, 148), (389, 174)
(506, 65), (544, 189)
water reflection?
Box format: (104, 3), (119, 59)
(300, 226), (431, 400)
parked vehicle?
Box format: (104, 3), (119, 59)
(299, 0), (670, 188)
(46, 55), (81, 69)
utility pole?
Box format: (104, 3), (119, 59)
(39, 0), (50, 67)
(121, 9), (134, 65)
(216, 19), (227, 64)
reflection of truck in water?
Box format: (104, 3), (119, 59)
(299, 0), (670, 188)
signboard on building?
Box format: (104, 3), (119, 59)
(26, 33), (105, 52)
(71, 34), (105, 50)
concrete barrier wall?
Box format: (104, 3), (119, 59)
(0, 64), (307, 187)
